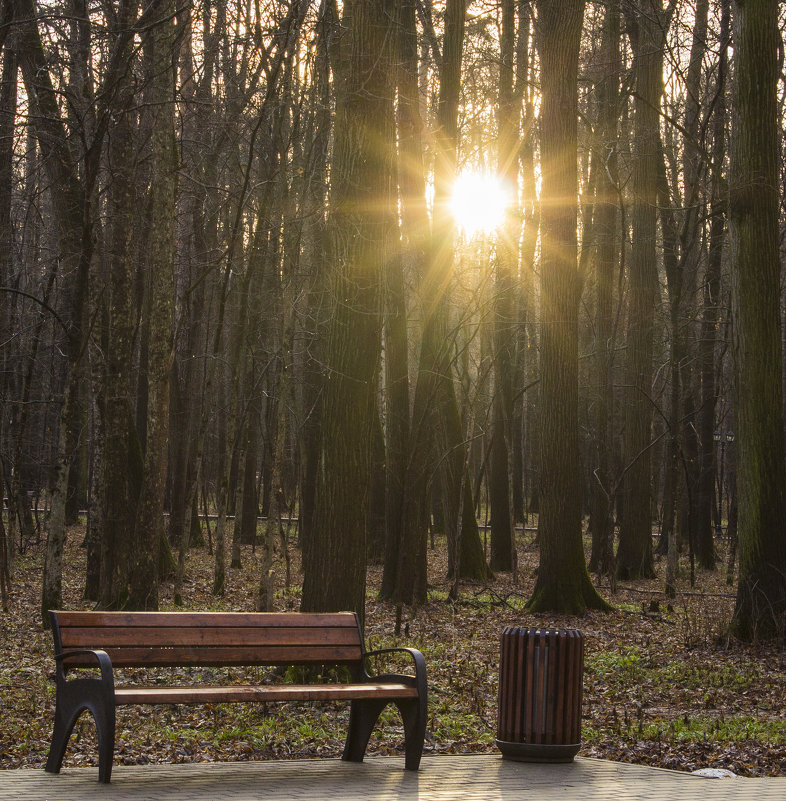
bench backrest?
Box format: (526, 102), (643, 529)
(50, 610), (364, 669)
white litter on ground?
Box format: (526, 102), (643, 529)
(692, 768), (738, 779)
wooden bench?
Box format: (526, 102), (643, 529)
(45, 610), (427, 783)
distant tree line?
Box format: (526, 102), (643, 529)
(1, 0), (785, 639)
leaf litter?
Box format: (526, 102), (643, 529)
(1, 526), (784, 777)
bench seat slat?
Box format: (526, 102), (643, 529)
(59, 625), (361, 649)
(114, 683), (418, 705)
(61, 645), (364, 667)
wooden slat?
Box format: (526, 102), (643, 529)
(59, 625), (361, 649)
(60, 644), (363, 668)
(524, 629), (537, 743)
(114, 683), (417, 705)
(512, 627), (525, 741)
(567, 630), (583, 742)
(497, 628), (511, 741)
(54, 611), (364, 669)
(546, 629), (559, 743)
(53, 611), (358, 629)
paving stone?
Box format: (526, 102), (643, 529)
(1, 755), (784, 801)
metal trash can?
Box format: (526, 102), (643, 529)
(496, 627), (584, 762)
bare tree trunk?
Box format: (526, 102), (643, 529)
(617, 0), (671, 581)
(2, 22), (41, 559)
(679, 0), (711, 569)
(16, 0), (93, 623)
(100, 4), (138, 608)
(257, 348), (290, 612)
(0, 23), (14, 604)
(588, 0), (620, 583)
(697, 0), (730, 575)
(527, 0), (608, 614)
(301, 0), (394, 625)
(127, 0), (177, 610)
(729, 0), (786, 640)
(405, 0), (489, 588)
(378, 0), (414, 601)
(84, 329), (104, 601)
(171, 0), (221, 604)
(0, 457), (9, 609)
(489, 0), (518, 573)
(295, 0), (332, 591)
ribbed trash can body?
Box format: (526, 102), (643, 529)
(496, 627), (584, 762)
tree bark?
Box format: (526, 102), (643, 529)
(379, 0), (416, 602)
(679, 0), (711, 570)
(729, 0), (786, 640)
(527, 0), (609, 614)
(126, 0), (178, 610)
(696, 0), (730, 573)
(0, 27), (16, 599)
(296, 0), (332, 589)
(616, 0), (670, 581)
(300, 0), (393, 625)
(588, 0), (620, 581)
(489, 0), (518, 574)
(15, 0), (93, 623)
(99, 0), (139, 608)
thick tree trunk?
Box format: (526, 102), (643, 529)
(489, 0), (518, 574)
(617, 1), (669, 581)
(126, 0), (177, 610)
(588, 0), (619, 580)
(296, 0), (332, 585)
(100, 20), (137, 607)
(301, 0), (393, 625)
(680, 0), (711, 570)
(527, 0), (609, 615)
(379, 0), (417, 602)
(729, 0), (786, 640)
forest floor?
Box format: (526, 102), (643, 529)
(1, 522), (785, 777)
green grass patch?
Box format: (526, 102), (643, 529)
(585, 714), (786, 745)
(431, 712), (495, 744)
(653, 661), (760, 692)
(586, 648), (647, 682)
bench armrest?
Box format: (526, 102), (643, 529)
(363, 647), (427, 696)
(54, 649), (114, 691)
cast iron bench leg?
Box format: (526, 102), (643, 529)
(46, 678), (116, 783)
(342, 698), (387, 763)
(45, 700), (80, 776)
(396, 697), (426, 771)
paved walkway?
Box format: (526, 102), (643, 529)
(2, 755), (784, 801)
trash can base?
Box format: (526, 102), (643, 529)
(496, 739), (580, 763)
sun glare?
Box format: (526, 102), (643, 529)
(450, 170), (511, 237)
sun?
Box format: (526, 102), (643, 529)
(450, 170), (511, 237)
